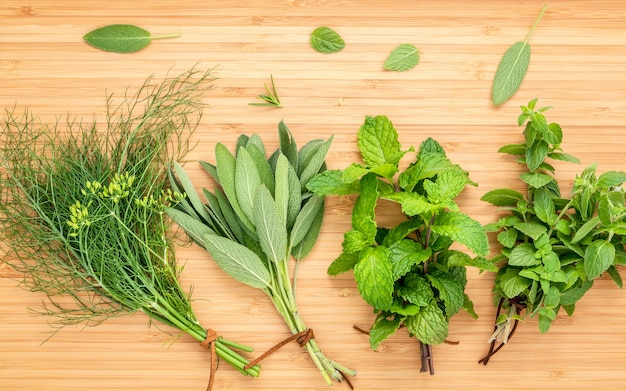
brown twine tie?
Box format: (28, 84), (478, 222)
(244, 328), (315, 370)
(201, 329), (218, 391)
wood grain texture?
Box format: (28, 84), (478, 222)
(2, 1), (626, 390)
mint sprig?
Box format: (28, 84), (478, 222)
(480, 99), (626, 364)
(308, 115), (494, 375)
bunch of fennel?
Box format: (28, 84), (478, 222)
(0, 68), (259, 388)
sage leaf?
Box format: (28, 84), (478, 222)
(235, 146), (262, 225)
(383, 44), (420, 72)
(291, 199), (325, 260)
(254, 187), (288, 264)
(491, 5), (547, 106)
(83, 24), (180, 53)
(310, 26), (345, 54)
(290, 195), (324, 249)
(216, 143), (254, 231)
(274, 153), (290, 226)
(171, 162), (212, 222)
(354, 246), (394, 310)
(166, 208), (215, 249)
(203, 234), (271, 289)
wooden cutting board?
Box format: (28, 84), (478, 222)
(2, 1), (626, 390)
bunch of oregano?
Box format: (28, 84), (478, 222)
(479, 99), (626, 364)
(167, 121), (357, 386)
(307, 115), (495, 374)
(0, 68), (260, 389)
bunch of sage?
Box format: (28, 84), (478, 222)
(0, 68), (260, 389)
(167, 121), (356, 386)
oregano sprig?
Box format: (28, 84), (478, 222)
(308, 115), (495, 375)
(479, 99), (626, 364)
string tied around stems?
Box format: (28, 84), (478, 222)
(243, 328), (315, 371)
(201, 329), (218, 391)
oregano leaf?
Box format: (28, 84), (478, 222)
(310, 26), (345, 54)
(481, 188), (525, 206)
(383, 44), (420, 72)
(584, 240), (615, 279)
(491, 5), (547, 105)
(83, 24), (180, 53)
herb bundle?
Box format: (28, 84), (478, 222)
(479, 99), (626, 364)
(167, 122), (356, 386)
(307, 116), (494, 374)
(0, 68), (260, 388)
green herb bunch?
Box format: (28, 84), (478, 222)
(0, 69), (260, 387)
(167, 121), (357, 386)
(307, 116), (494, 374)
(479, 99), (626, 364)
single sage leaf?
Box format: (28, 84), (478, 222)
(383, 44), (420, 72)
(83, 24), (180, 53)
(310, 26), (345, 54)
(203, 234), (271, 289)
(491, 5), (547, 105)
(166, 208), (215, 249)
(254, 187), (288, 264)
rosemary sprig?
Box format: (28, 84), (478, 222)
(0, 68), (260, 387)
(248, 75), (283, 108)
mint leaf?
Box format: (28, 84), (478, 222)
(597, 171), (626, 188)
(549, 152), (581, 164)
(384, 192), (436, 216)
(353, 173), (378, 237)
(584, 240), (616, 279)
(513, 221), (547, 240)
(357, 116), (405, 168)
(405, 301), (448, 345)
(445, 251), (499, 273)
(369, 316), (402, 351)
(306, 169), (359, 195)
(424, 170), (469, 204)
(354, 246), (394, 310)
(497, 229), (518, 248)
(427, 271), (465, 318)
(383, 44), (420, 72)
(83, 24), (180, 53)
(508, 243), (541, 266)
(310, 26), (345, 54)
(520, 172), (553, 188)
(327, 253), (360, 275)
(398, 274), (433, 306)
(342, 229), (375, 254)
(499, 268), (532, 298)
(498, 143), (527, 155)
(481, 188), (525, 206)
(398, 153), (454, 191)
(389, 239), (431, 279)
(432, 211), (489, 256)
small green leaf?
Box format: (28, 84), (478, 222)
(215, 143), (254, 231)
(497, 229), (518, 248)
(354, 246), (394, 310)
(597, 171), (626, 188)
(384, 192), (436, 216)
(369, 316), (402, 351)
(310, 26), (345, 54)
(526, 140), (549, 172)
(498, 143), (527, 155)
(166, 208), (215, 249)
(290, 195), (324, 249)
(571, 216), (601, 244)
(533, 188), (555, 224)
(383, 44), (420, 72)
(431, 211), (489, 256)
(427, 271), (465, 318)
(235, 147), (263, 225)
(520, 172), (554, 188)
(548, 152), (581, 164)
(543, 285), (561, 308)
(405, 300), (448, 345)
(204, 234), (271, 289)
(327, 253), (360, 275)
(398, 274), (433, 306)
(445, 251), (499, 273)
(584, 240), (615, 279)
(499, 268), (532, 298)
(508, 243), (541, 266)
(353, 173), (379, 238)
(278, 120), (298, 168)
(481, 188), (526, 206)
(342, 229), (375, 254)
(513, 221), (547, 240)
(307, 169), (360, 196)
(291, 198), (325, 260)
(357, 116), (405, 168)
(424, 170), (469, 204)
(83, 24), (180, 53)
(560, 286), (591, 306)
(491, 5), (547, 105)
(299, 136), (333, 191)
(389, 239), (431, 279)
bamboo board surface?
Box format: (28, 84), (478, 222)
(2, 1), (626, 390)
